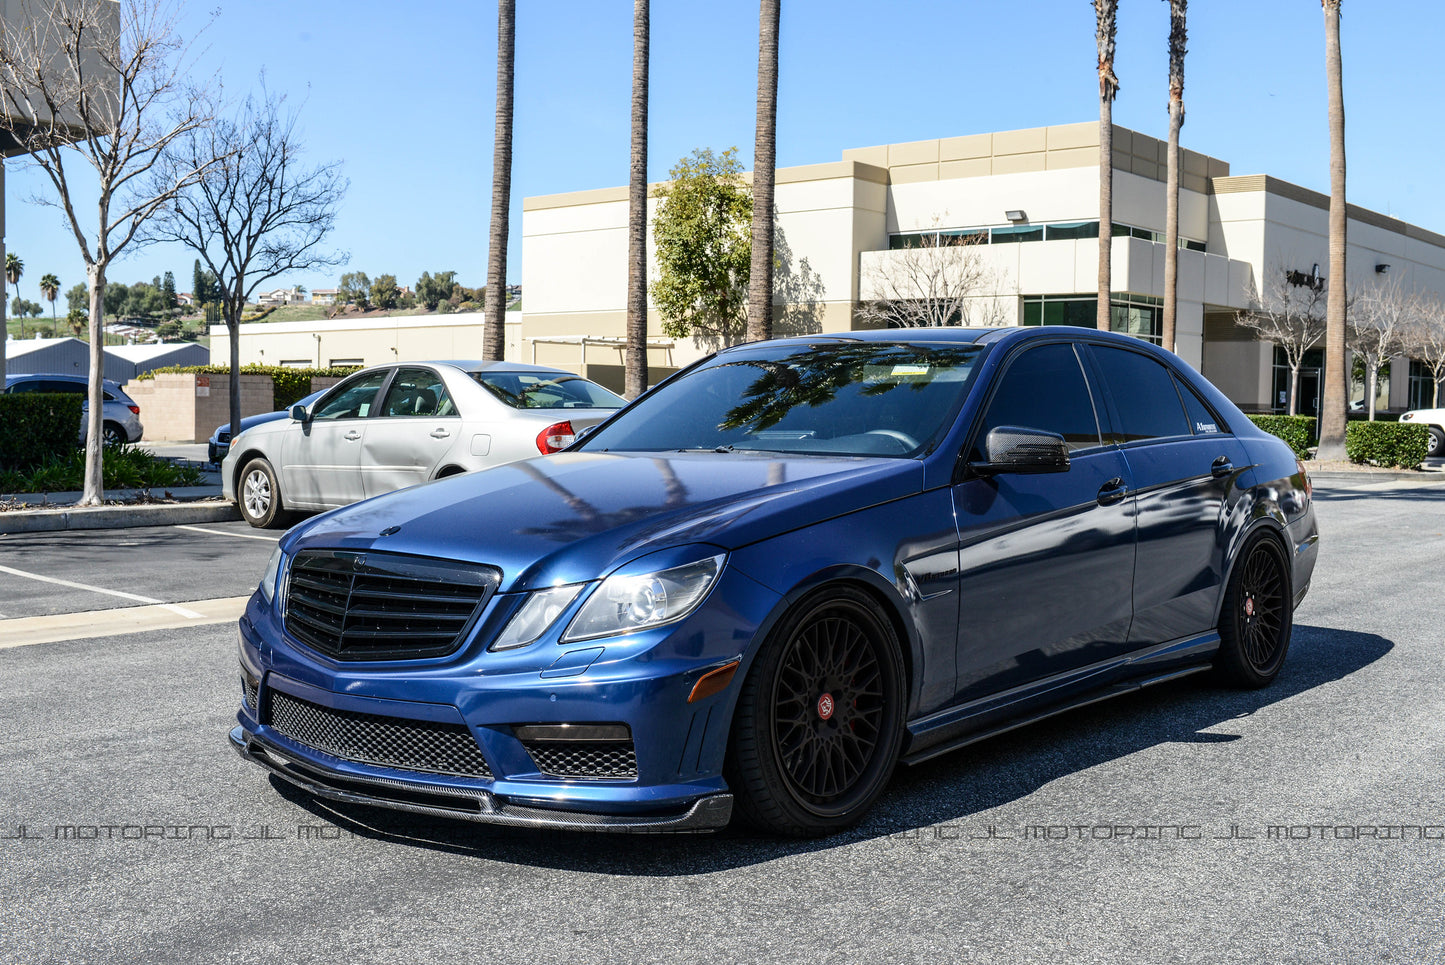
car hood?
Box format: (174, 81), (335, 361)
(217, 410), (288, 438)
(285, 451), (924, 592)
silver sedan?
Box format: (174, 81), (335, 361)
(221, 360), (625, 527)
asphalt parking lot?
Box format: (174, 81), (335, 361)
(2, 478), (1444, 964)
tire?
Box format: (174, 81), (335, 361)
(725, 585), (905, 836)
(102, 422), (126, 447)
(1428, 426), (1445, 459)
(1215, 534), (1293, 688)
(238, 458), (288, 529)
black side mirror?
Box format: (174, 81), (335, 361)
(972, 426), (1071, 476)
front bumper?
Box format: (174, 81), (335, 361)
(230, 725), (733, 832)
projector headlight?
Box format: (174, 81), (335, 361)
(562, 553), (724, 642)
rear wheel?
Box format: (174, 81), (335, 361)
(102, 422), (126, 447)
(1215, 534), (1292, 688)
(726, 586), (904, 836)
(238, 458), (288, 529)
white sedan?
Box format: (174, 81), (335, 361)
(1400, 407), (1445, 459)
(222, 360), (625, 527)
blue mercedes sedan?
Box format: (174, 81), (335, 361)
(230, 327), (1318, 836)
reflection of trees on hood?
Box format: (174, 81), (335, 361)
(718, 344), (978, 432)
(515, 458), (691, 541)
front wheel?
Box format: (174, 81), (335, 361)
(725, 586), (905, 836)
(1215, 534), (1293, 688)
(238, 458), (288, 529)
(1427, 425), (1444, 459)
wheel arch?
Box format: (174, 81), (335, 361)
(1214, 517), (1293, 626)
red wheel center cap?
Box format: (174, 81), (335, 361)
(1244, 596), (1255, 618)
(817, 693), (835, 720)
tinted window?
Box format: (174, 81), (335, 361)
(1176, 377), (1225, 435)
(578, 341), (985, 457)
(471, 372), (624, 410)
(974, 343), (1101, 456)
(382, 368), (456, 418)
(1091, 346), (1191, 442)
(313, 370), (389, 420)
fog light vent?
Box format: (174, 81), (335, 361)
(515, 724), (637, 780)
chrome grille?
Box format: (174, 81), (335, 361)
(284, 550), (499, 660)
(524, 740), (638, 780)
(267, 690), (491, 778)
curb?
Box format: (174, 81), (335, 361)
(1307, 471), (1445, 485)
(0, 501), (241, 535)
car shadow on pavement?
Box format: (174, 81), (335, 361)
(270, 623), (1390, 874)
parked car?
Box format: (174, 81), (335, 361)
(221, 361), (625, 527)
(229, 327), (1318, 836)
(3, 373), (143, 446)
(208, 389), (326, 465)
(1399, 407), (1445, 458)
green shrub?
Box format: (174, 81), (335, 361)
(1345, 421), (1429, 469)
(0, 393), (83, 472)
(138, 363), (361, 410)
(0, 445), (204, 494)
(1248, 415), (1315, 459)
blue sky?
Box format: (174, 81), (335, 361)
(3, 0), (1440, 303)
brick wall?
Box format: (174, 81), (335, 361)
(127, 373), (275, 443)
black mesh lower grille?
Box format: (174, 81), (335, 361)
(241, 671), (259, 710)
(266, 690), (491, 778)
(524, 740), (637, 780)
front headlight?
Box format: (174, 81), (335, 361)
(561, 554), (725, 642)
(490, 583), (585, 651)
(259, 546), (283, 605)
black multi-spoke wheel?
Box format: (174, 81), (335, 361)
(726, 586), (904, 836)
(1216, 534), (1293, 688)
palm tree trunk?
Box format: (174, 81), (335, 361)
(1161, 0), (1187, 354)
(747, 0), (780, 343)
(1095, 0), (1119, 332)
(1317, 0), (1349, 460)
(624, 0), (650, 399)
(483, 0), (515, 362)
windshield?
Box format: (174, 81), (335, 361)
(577, 340), (985, 457)
(471, 372), (625, 410)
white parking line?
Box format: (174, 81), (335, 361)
(175, 525), (279, 542)
(0, 563), (204, 619)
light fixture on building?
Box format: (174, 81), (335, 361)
(1005, 209), (1028, 223)
(1376, 263), (1391, 274)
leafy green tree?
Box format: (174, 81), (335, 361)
(66, 283), (89, 314)
(338, 271), (371, 309)
(10, 296), (42, 318)
(370, 274), (400, 310)
(104, 282), (128, 319)
(652, 147), (752, 348)
(416, 270), (458, 311)
(162, 271), (177, 309)
(156, 320), (182, 340)
(192, 259), (206, 307)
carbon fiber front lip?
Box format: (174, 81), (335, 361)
(229, 726), (732, 833)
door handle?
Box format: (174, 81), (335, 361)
(1211, 455), (1234, 478)
(344, 430), (361, 441)
(1097, 477), (1128, 506)
(430, 428), (451, 439)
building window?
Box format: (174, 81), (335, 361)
(1409, 360), (1438, 409)
(888, 220), (1203, 252)
(989, 224), (1045, 244)
(1044, 221), (1098, 241)
(1021, 294), (1162, 344)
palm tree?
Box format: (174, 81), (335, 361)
(1317, 0), (1348, 460)
(1161, 0), (1187, 354)
(624, 0), (650, 399)
(483, 0), (515, 361)
(40, 273), (60, 336)
(6, 253), (24, 339)
(747, 0), (780, 343)
(1094, 0), (1119, 332)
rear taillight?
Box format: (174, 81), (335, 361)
(536, 421), (575, 454)
(128, 405), (141, 415)
(1296, 457), (1312, 498)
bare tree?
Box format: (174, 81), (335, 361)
(1317, 0), (1349, 459)
(1161, 0), (1187, 353)
(0, 0), (216, 505)
(1235, 267), (1327, 416)
(1094, 0), (1120, 332)
(483, 0), (515, 361)
(1403, 296), (1445, 408)
(624, 0), (649, 398)
(747, 0), (780, 343)
(149, 83), (348, 446)
(1349, 278), (1414, 420)
(858, 222), (1010, 329)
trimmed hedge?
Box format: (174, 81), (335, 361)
(1345, 421), (1429, 469)
(1248, 415), (1315, 459)
(0, 393), (83, 472)
(138, 363), (361, 410)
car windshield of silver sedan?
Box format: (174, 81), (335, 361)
(471, 372), (625, 409)
(578, 341), (986, 457)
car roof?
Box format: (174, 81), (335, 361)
(712, 325), (1165, 355)
(6, 372), (126, 388)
